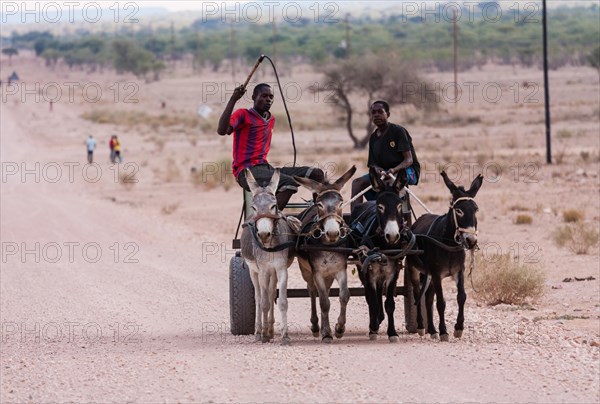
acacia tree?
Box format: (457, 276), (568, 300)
(313, 55), (438, 149)
(2, 47), (19, 66)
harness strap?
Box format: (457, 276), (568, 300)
(246, 222), (296, 252)
(415, 234), (466, 252)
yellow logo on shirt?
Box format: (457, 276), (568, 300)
(390, 141), (395, 148)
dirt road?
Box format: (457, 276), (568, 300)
(1, 62), (599, 403)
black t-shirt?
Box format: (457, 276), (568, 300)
(368, 123), (417, 170)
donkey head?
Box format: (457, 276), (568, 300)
(370, 167), (410, 246)
(441, 171), (483, 249)
(294, 165), (356, 244)
(246, 168), (280, 244)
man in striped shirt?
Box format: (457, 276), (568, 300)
(218, 83), (323, 210)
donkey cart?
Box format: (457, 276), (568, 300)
(229, 190), (424, 337)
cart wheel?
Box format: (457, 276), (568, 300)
(403, 266), (418, 333)
(229, 254), (255, 335)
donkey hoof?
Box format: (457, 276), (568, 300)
(322, 336), (333, 344)
(281, 336), (291, 346)
(454, 329), (463, 339)
(417, 328), (426, 337)
(255, 333), (262, 342)
(430, 333), (439, 340)
(440, 334), (449, 342)
(312, 331), (320, 338)
(261, 334), (271, 343)
(334, 324), (345, 339)
(389, 335), (399, 343)
(369, 333), (378, 341)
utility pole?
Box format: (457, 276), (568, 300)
(170, 21), (176, 63)
(230, 22), (236, 83)
(272, 17), (277, 65)
(453, 9), (458, 106)
(542, 0), (552, 164)
(345, 13), (351, 58)
(194, 25), (201, 72)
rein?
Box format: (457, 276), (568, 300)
(242, 198), (296, 252)
(299, 188), (350, 242)
(245, 221), (296, 252)
(451, 197), (478, 243)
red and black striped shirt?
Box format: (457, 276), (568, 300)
(229, 108), (275, 178)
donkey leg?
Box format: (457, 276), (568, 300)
(454, 270), (466, 339)
(314, 273), (332, 343)
(334, 266), (350, 339)
(425, 285), (438, 339)
(247, 262), (262, 342)
(385, 278), (400, 342)
(267, 269), (278, 340)
(365, 278), (380, 340)
(259, 270), (272, 343)
(413, 272), (426, 336)
(377, 283), (385, 326)
(308, 283), (320, 337)
(276, 267), (290, 345)
(433, 278), (449, 341)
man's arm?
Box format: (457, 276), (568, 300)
(387, 151), (413, 175)
(217, 85), (246, 136)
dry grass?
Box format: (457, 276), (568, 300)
(553, 222), (599, 255)
(192, 158), (235, 191)
(514, 214), (533, 225)
(163, 158), (182, 183)
(82, 109), (200, 128)
(161, 203), (180, 215)
(119, 170), (137, 190)
(509, 204), (530, 212)
(562, 209), (584, 223)
(472, 253), (545, 306)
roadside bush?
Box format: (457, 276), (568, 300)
(473, 253), (545, 306)
(553, 222), (599, 254)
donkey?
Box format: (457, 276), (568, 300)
(350, 167), (412, 342)
(294, 166), (356, 343)
(406, 171), (483, 341)
(241, 168), (301, 344)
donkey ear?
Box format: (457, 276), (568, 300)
(370, 166), (385, 193)
(333, 165), (357, 190)
(245, 168), (262, 195)
(440, 171), (459, 195)
(468, 174), (484, 197)
(266, 168), (280, 195)
(293, 175), (323, 193)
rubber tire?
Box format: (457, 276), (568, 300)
(229, 254), (256, 335)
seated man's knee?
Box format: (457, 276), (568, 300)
(309, 168), (324, 183)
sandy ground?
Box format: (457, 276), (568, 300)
(1, 52), (599, 403)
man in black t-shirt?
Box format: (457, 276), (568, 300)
(351, 100), (419, 212)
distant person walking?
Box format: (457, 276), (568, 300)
(109, 135), (116, 163)
(113, 136), (123, 163)
(86, 135), (96, 164)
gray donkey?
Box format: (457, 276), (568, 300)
(241, 169), (301, 344)
(294, 166), (356, 343)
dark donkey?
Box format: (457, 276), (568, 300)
(350, 167), (413, 342)
(406, 171), (483, 341)
(294, 166), (356, 343)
